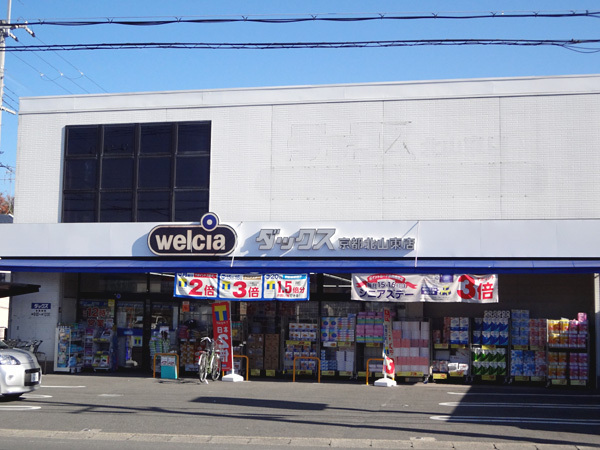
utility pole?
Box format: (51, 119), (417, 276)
(0, 0), (34, 179)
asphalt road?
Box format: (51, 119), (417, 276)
(0, 373), (598, 449)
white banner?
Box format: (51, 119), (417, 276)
(174, 273), (309, 301)
(219, 274), (264, 300)
(263, 274), (309, 300)
(174, 273), (219, 299)
(351, 274), (498, 303)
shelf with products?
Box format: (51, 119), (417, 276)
(508, 310), (547, 383)
(471, 311), (510, 382)
(54, 324), (85, 373)
(547, 313), (589, 387)
(320, 315), (356, 376)
(432, 317), (470, 381)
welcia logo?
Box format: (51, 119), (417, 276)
(147, 212), (237, 256)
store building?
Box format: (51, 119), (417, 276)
(1, 74), (599, 386)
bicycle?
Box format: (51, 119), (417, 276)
(198, 336), (221, 383)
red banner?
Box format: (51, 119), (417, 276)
(211, 302), (233, 372)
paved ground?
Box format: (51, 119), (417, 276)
(0, 373), (598, 449)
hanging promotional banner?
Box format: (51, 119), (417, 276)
(212, 302), (233, 372)
(174, 273), (309, 301)
(351, 274), (498, 303)
(174, 273), (218, 299)
(219, 274), (264, 300)
(263, 274), (309, 300)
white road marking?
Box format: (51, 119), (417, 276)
(98, 394), (123, 397)
(41, 385), (86, 388)
(0, 405), (41, 411)
(440, 401), (600, 409)
(431, 415), (600, 426)
(448, 391), (600, 398)
(21, 394), (52, 399)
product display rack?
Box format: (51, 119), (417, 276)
(92, 327), (115, 371)
(471, 311), (510, 383)
(432, 317), (470, 382)
(54, 324), (84, 373)
(320, 314), (357, 378)
(546, 314), (590, 387)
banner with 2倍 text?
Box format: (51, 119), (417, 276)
(351, 274), (498, 303)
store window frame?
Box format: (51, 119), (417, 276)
(63, 121), (211, 223)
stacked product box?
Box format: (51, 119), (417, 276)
(475, 310), (509, 346)
(285, 323), (318, 371)
(179, 340), (201, 368)
(247, 334), (264, 370)
(548, 313), (589, 383)
(285, 341), (317, 371)
(472, 347), (507, 376)
(510, 349), (546, 377)
(568, 353), (589, 382)
(548, 315), (587, 349)
(511, 309), (530, 346)
(356, 312), (384, 343)
(445, 317), (469, 345)
(391, 320), (430, 374)
(321, 315), (356, 344)
(289, 323), (317, 341)
(264, 334), (280, 370)
(335, 349), (355, 372)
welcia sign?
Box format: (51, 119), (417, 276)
(147, 213), (237, 256)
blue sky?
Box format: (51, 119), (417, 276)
(1, 1), (599, 197)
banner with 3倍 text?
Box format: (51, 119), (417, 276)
(351, 274), (498, 303)
(174, 273), (309, 301)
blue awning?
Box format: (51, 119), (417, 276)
(0, 258), (599, 274)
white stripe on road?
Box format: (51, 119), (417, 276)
(448, 391), (600, 398)
(41, 385), (86, 388)
(431, 415), (600, 426)
(21, 394), (52, 399)
(0, 405), (41, 411)
(440, 401), (600, 410)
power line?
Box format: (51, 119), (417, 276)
(9, 51), (73, 94)
(9, 10), (600, 26)
(3, 39), (600, 52)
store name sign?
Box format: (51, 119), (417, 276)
(148, 213), (237, 256)
(256, 228), (415, 252)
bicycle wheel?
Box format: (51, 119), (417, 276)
(210, 354), (221, 381)
(198, 353), (208, 383)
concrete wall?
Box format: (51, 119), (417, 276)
(14, 75), (600, 224)
(8, 272), (63, 363)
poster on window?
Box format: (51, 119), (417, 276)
(351, 274), (498, 303)
(174, 273), (218, 298)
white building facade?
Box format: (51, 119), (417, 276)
(2, 74), (599, 385)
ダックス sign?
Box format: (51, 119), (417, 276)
(212, 302), (233, 372)
(148, 212), (237, 256)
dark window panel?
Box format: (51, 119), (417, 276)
(66, 126), (99, 156)
(137, 191), (170, 222)
(101, 158), (134, 190)
(63, 192), (97, 222)
(100, 192), (133, 222)
(141, 124), (173, 154)
(174, 190), (209, 222)
(177, 122), (211, 154)
(64, 159), (98, 190)
(138, 157), (172, 189)
(175, 155), (210, 189)
(104, 125), (135, 155)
